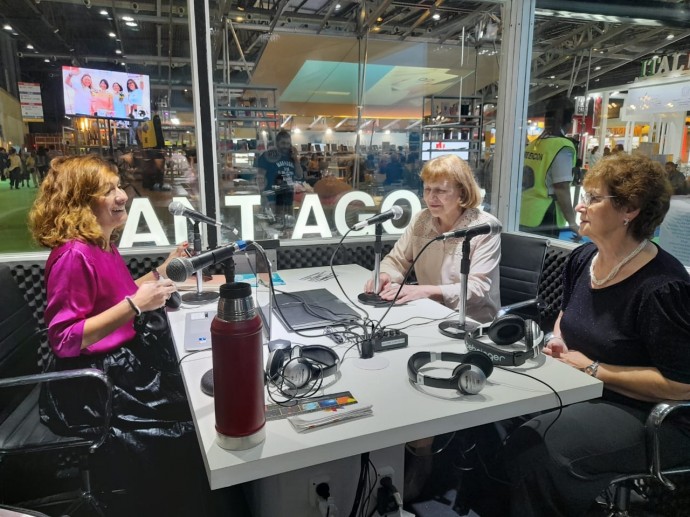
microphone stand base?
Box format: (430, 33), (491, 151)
(182, 291), (220, 305)
(358, 292), (392, 306)
(200, 368), (214, 396)
(438, 320), (476, 339)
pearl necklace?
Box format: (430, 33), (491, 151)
(589, 240), (648, 287)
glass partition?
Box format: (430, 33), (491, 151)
(519, 2), (690, 266)
(2, 1), (514, 254)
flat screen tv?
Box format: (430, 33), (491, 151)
(62, 66), (151, 120)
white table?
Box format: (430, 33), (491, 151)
(168, 264), (602, 491)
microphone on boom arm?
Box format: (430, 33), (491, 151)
(166, 240), (250, 282)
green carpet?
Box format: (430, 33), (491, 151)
(0, 179), (44, 253)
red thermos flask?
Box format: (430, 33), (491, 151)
(211, 282), (266, 450)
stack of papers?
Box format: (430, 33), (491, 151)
(288, 402), (373, 431)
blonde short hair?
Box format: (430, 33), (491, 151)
(29, 155), (119, 249)
(419, 154), (482, 209)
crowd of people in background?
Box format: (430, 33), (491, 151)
(0, 146), (62, 190)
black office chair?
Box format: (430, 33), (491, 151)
(0, 265), (113, 515)
(497, 232), (549, 324)
(603, 401), (690, 516)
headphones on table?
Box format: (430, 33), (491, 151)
(465, 314), (545, 367)
(266, 344), (340, 390)
(407, 351), (494, 395)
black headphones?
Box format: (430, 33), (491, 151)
(266, 344), (340, 390)
(465, 314), (544, 367)
(407, 351), (494, 395)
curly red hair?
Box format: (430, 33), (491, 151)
(584, 153), (672, 240)
(29, 155), (120, 249)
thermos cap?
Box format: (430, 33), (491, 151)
(219, 282), (252, 300)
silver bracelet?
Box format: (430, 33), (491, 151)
(124, 296), (141, 317)
(544, 332), (564, 345)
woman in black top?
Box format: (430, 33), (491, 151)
(501, 154), (690, 516)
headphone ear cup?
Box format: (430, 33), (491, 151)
(488, 314), (526, 346)
(301, 345), (340, 378)
(452, 363), (487, 395)
(463, 351), (494, 378)
(283, 358), (312, 389)
(266, 348), (287, 381)
(525, 319), (534, 348)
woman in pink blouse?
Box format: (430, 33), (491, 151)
(28, 155), (212, 513)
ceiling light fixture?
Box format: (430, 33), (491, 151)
(335, 3), (341, 10)
(3, 25), (12, 31)
(44, 58), (50, 62)
(595, 66), (601, 71)
(432, 13), (440, 20)
(125, 21), (137, 27)
(122, 15), (134, 21)
(99, 9), (108, 15)
(109, 32), (116, 37)
(115, 49), (122, 54)
(666, 33), (674, 40)
(26, 44), (34, 49)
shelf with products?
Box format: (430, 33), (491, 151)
(421, 95), (484, 168)
(214, 84), (280, 177)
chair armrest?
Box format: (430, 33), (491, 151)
(0, 368), (113, 452)
(646, 400), (690, 490)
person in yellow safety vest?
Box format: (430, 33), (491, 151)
(520, 96), (580, 239)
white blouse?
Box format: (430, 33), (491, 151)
(379, 207), (502, 323)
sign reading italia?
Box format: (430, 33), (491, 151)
(638, 52), (690, 79)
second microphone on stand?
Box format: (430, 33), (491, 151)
(168, 201), (237, 233)
(357, 205), (404, 306)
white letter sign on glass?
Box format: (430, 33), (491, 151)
(225, 194), (261, 240)
(120, 198), (171, 247)
(292, 193), (333, 239)
(334, 191), (377, 237)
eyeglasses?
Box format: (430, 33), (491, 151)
(423, 187), (458, 199)
(579, 191), (617, 207)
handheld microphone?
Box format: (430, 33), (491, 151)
(168, 201), (237, 233)
(166, 240), (249, 282)
(435, 221), (502, 241)
(352, 205), (404, 231)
